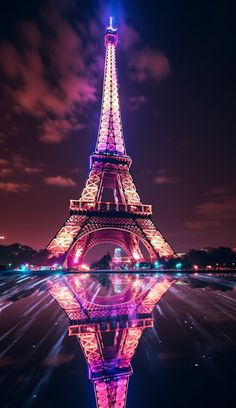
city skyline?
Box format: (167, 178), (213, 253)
(0, 0), (235, 253)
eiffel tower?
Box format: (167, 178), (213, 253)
(48, 273), (174, 408)
(47, 17), (175, 266)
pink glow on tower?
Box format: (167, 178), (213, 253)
(46, 17), (175, 265)
(96, 17), (126, 156)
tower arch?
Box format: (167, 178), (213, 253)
(64, 227), (157, 267)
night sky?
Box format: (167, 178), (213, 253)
(0, 0), (235, 252)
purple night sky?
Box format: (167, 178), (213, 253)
(0, 0), (235, 253)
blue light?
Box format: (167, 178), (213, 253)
(107, 16), (116, 33)
(176, 262), (182, 269)
(109, 16), (113, 29)
(20, 264), (29, 271)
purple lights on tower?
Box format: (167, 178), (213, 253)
(96, 17), (125, 155)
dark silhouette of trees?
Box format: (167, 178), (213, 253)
(0, 243), (64, 269)
(182, 247), (236, 268)
(207, 247), (235, 266)
(90, 252), (112, 270)
(0, 243), (38, 268)
(0, 243), (235, 270)
(183, 249), (209, 267)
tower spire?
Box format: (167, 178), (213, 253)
(108, 16), (114, 31)
(95, 17), (126, 156)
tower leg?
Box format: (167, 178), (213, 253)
(135, 218), (175, 259)
(128, 234), (144, 262)
(47, 215), (88, 257)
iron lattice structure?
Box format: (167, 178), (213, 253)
(47, 18), (175, 266)
(48, 273), (174, 407)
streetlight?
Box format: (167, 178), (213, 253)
(0, 236), (5, 245)
(176, 262), (182, 269)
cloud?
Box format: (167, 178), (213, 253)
(128, 95), (149, 110)
(206, 186), (231, 196)
(0, 153), (43, 178)
(0, 182), (31, 193)
(120, 23), (141, 49)
(196, 196), (236, 221)
(44, 176), (76, 187)
(39, 117), (84, 144)
(153, 169), (176, 185)
(0, 132), (6, 144)
(18, 20), (42, 49)
(0, 5), (170, 147)
(185, 187), (236, 231)
(0, 159), (8, 166)
(24, 167), (43, 174)
(184, 220), (221, 231)
(0, 154), (25, 179)
(0, 153), (44, 192)
(0, 3), (101, 144)
(120, 23), (170, 83)
(0, 168), (14, 177)
(128, 47), (171, 82)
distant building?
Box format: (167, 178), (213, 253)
(111, 247), (131, 269)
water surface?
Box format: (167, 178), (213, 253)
(0, 272), (235, 408)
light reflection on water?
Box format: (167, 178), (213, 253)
(0, 272), (235, 408)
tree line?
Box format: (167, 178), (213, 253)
(0, 243), (235, 269)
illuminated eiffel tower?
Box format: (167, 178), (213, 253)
(47, 17), (175, 266)
(49, 274), (174, 407)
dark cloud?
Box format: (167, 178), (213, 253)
(39, 117), (85, 144)
(0, 132), (6, 143)
(0, 2), (170, 147)
(0, 3), (100, 144)
(206, 187), (231, 196)
(120, 22), (141, 50)
(128, 47), (171, 82)
(196, 196), (236, 221)
(184, 220), (221, 232)
(120, 22), (170, 83)
(185, 187), (236, 231)
(24, 167), (43, 174)
(153, 168), (176, 185)
(128, 95), (149, 110)
(0, 182), (31, 193)
(0, 153), (43, 188)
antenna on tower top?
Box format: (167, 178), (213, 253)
(106, 15), (117, 38)
(109, 16), (113, 29)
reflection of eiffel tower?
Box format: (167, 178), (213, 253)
(47, 17), (175, 267)
(49, 274), (174, 407)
